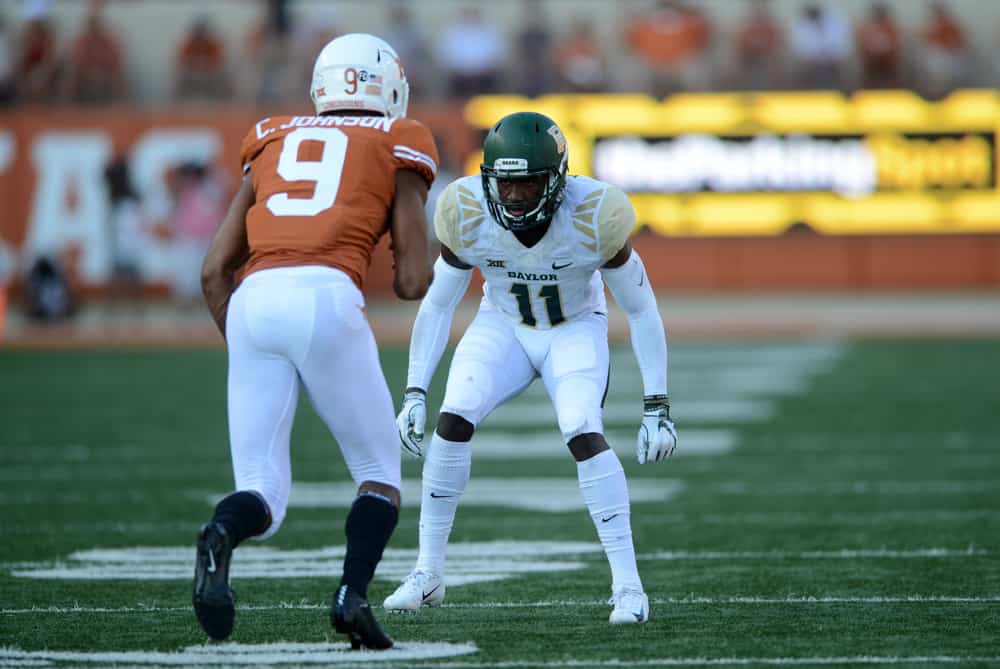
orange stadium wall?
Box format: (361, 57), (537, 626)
(1, 103), (999, 298)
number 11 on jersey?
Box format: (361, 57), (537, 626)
(510, 283), (565, 327)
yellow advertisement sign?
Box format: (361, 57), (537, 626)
(465, 91), (1000, 236)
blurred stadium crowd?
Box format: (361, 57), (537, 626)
(0, 0), (996, 108)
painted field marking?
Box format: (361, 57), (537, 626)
(3, 477), (682, 508)
(11, 540), (603, 583)
(6, 474), (992, 509)
(5, 507), (997, 541)
(639, 547), (988, 560)
(415, 656), (1000, 668)
(11, 541), (987, 583)
(706, 480), (1000, 495)
(0, 430), (733, 479)
(287, 478), (683, 512)
(5, 595), (999, 616)
(0, 641), (477, 666)
(519, 369), (811, 400)
(6, 428), (994, 470)
(468, 430), (735, 459)
(484, 399), (774, 427)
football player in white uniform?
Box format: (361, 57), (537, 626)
(384, 111), (677, 624)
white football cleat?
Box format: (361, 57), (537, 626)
(608, 586), (649, 624)
(382, 570), (445, 611)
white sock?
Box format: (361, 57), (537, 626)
(577, 449), (643, 592)
(414, 432), (471, 577)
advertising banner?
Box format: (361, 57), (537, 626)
(466, 90), (1000, 236)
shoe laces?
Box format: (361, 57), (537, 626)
(406, 569), (440, 588)
(608, 586), (646, 609)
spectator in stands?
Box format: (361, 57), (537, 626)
(104, 157), (147, 308)
(381, 2), (431, 97)
(513, 0), (553, 97)
(624, 0), (712, 97)
(789, 4), (852, 90)
(0, 14), (15, 105)
(174, 17), (231, 102)
(731, 0), (785, 91)
(165, 162), (227, 307)
(241, 0), (294, 103)
(918, 1), (969, 99)
(63, 2), (127, 104)
(554, 19), (607, 93)
(294, 8), (339, 101)
(856, 3), (902, 89)
(436, 6), (507, 98)
(17, 3), (60, 103)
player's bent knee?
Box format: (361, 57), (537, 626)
(568, 432), (610, 462)
(437, 412), (475, 442)
(358, 480), (401, 508)
(554, 379), (604, 440)
(442, 358), (494, 421)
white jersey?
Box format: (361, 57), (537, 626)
(434, 175), (635, 329)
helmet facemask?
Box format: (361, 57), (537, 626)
(482, 157), (567, 232)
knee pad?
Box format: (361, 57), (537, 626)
(441, 357), (495, 426)
(554, 377), (605, 441)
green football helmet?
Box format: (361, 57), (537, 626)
(481, 112), (569, 231)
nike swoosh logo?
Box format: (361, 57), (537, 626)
(552, 261), (572, 270)
(207, 550), (216, 574)
(422, 584), (440, 600)
(429, 492), (453, 499)
(600, 514), (619, 523)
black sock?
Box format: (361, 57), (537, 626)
(340, 493), (399, 599)
(211, 491), (271, 547)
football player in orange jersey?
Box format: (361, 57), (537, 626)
(193, 33), (439, 650)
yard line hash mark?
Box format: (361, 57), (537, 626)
(5, 595), (999, 615)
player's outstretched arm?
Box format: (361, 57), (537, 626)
(397, 245), (472, 457)
(601, 242), (678, 463)
(389, 169), (434, 300)
(201, 178), (254, 338)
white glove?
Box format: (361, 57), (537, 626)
(637, 395), (677, 464)
(396, 387), (427, 458)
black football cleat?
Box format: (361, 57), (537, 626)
(193, 522), (236, 640)
(331, 584), (394, 650)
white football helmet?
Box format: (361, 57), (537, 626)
(310, 33), (409, 118)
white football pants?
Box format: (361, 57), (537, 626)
(440, 299), (610, 441)
(225, 265), (400, 539)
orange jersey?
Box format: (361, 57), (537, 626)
(238, 114), (438, 288)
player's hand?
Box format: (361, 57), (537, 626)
(396, 387), (427, 458)
(637, 395), (677, 464)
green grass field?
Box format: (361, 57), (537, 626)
(1, 339), (999, 668)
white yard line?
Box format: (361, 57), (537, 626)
(286, 478), (683, 512)
(705, 481), (1000, 495)
(484, 399), (774, 426)
(4, 477), (993, 507)
(4, 508), (996, 540)
(638, 547), (988, 560)
(5, 595), (998, 615)
(421, 657), (1000, 668)
(0, 642), (478, 665)
(463, 430), (735, 458)
(519, 369), (811, 399)
(11, 542), (985, 582)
